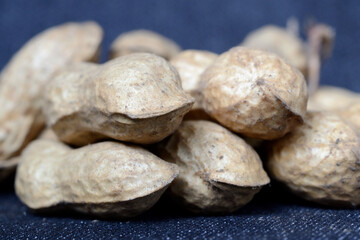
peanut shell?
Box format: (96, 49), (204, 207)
(109, 30), (181, 60)
(170, 50), (218, 120)
(43, 53), (193, 146)
(307, 86), (360, 111)
(201, 47), (307, 140)
(267, 112), (360, 207)
(15, 140), (178, 218)
(158, 120), (270, 213)
(0, 21), (103, 163)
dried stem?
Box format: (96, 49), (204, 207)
(306, 22), (335, 95)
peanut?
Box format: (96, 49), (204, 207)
(267, 112), (360, 207)
(157, 120), (270, 213)
(200, 47), (307, 140)
(43, 53), (193, 146)
(307, 86), (360, 111)
(109, 30), (181, 60)
(0, 21), (103, 165)
(170, 50), (218, 120)
(15, 140), (178, 218)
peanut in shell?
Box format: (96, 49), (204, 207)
(0, 21), (103, 164)
(109, 29), (181, 60)
(43, 53), (194, 146)
(158, 120), (270, 213)
(201, 47), (307, 140)
(15, 140), (178, 218)
(170, 50), (218, 120)
(307, 86), (360, 111)
(267, 112), (360, 207)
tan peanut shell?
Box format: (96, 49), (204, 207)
(158, 120), (270, 213)
(0, 128), (58, 182)
(43, 53), (193, 146)
(242, 25), (307, 75)
(15, 140), (178, 218)
(109, 30), (181, 60)
(0, 21), (103, 163)
(267, 112), (360, 207)
(201, 47), (307, 140)
(0, 128), (59, 182)
(307, 86), (360, 111)
(170, 50), (218, 120)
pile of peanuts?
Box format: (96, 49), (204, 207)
(1, 20), (359, 219)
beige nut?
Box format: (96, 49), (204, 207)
(242, 25), (307, 76)
(170, 50), (218, 120)
(109, 29), (181, 60)
(0, 128), (58, 182)
(158, 120), (270, 213)
(307, 86), (360, 111)
(15, 140), (178, 218)
(201, 47), (307, 140)
(267, 111), (360, 207)
(0, 21), (103, 164)
(43, 53), (194, 146)
(0, 128), (59, 183)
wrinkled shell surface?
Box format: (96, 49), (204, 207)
(242, 25), (307, 75)
(307, 86), (360, 111)
(201, 47), (307, 140)
(267, 112), (360, 207)
(0, 21), (103, 163)
(0, 128), (58, 182)
(109, 30), (181, 60)
(170, 50), (218, 120)
(158, 120), (270, 213)
(15, 140), (178, 218)
(43, 53), (193, 146)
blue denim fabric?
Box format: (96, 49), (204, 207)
(1, 182), (359, 240)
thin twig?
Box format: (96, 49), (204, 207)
(306, 22), (335, 95)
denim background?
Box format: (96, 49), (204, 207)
(0, 0), (359, 239)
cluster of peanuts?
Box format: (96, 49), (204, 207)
(0, 20), (358, 219)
